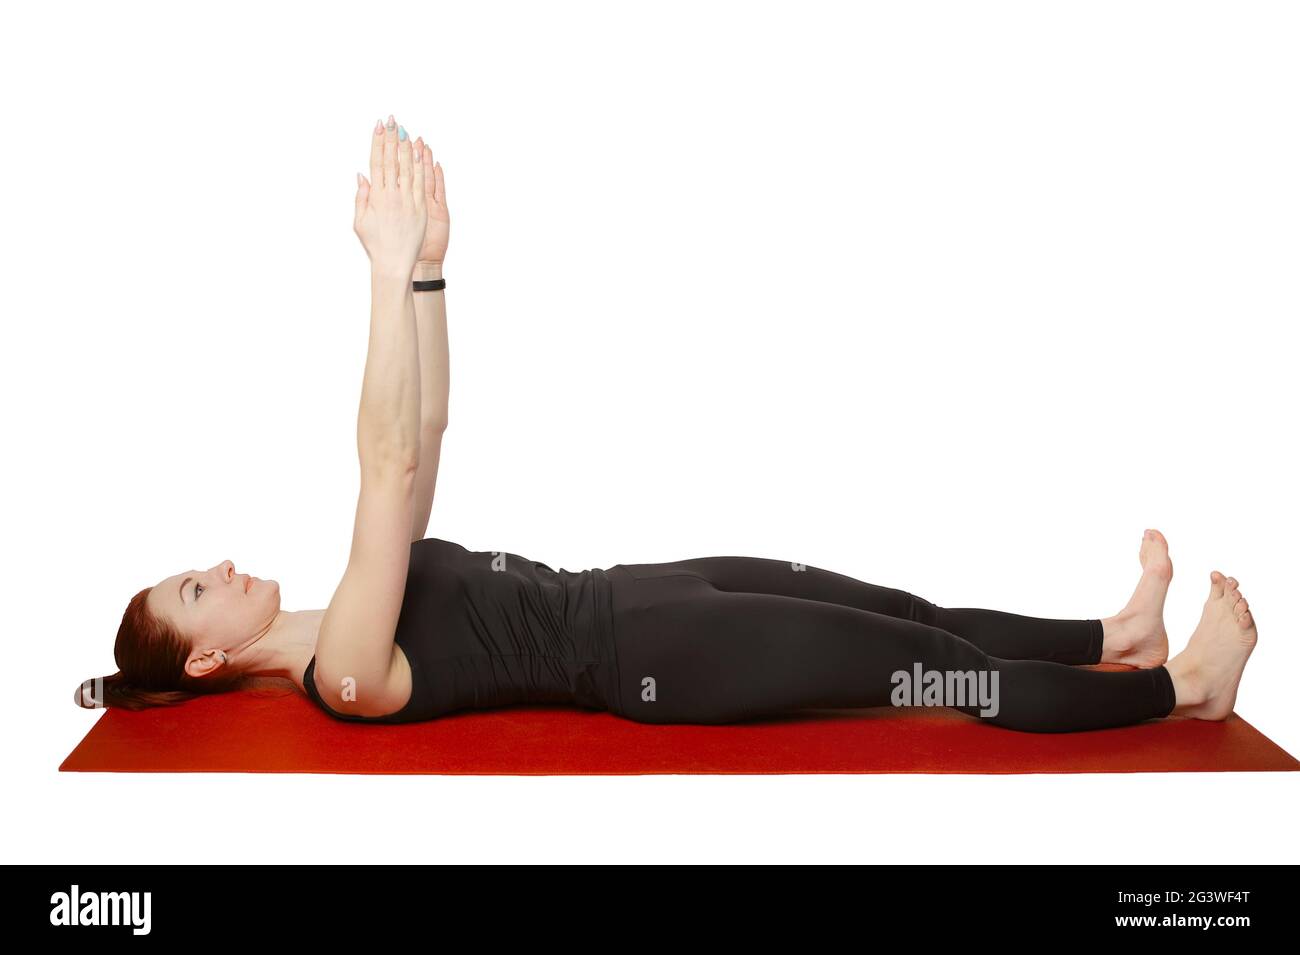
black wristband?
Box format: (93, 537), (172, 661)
(413, 278), (446, 292)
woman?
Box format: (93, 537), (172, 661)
(78, 115), (1259, 733)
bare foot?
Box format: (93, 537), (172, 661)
(1165, 571), (1258, 720)
(1100, 528), (1172, 667)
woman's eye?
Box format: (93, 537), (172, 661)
(195, 583), (204, 599)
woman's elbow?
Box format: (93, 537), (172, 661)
(361, 440), (421, 480)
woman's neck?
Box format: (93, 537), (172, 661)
(231, 608), (324, 688)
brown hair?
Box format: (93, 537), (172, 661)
(75, 585), (292, 712)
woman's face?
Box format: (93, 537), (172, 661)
(146, 560), (281, 676)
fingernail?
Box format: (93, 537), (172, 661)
(374, 119), (383, 135)
(386, 115), (395, 129)
(398, 126), (408, 141)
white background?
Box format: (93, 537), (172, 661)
(3, 0), (1296, 864)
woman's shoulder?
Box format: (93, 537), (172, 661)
(300, 644), (419, 722)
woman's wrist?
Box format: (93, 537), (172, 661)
(371, 260), (415, 284)
(414, 261), (444, 281)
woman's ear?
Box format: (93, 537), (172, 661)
(186, 648), (228, 679)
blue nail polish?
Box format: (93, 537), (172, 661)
(398, 126), (408, 141)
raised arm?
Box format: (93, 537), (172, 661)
(312, 115), (429, 718)
(410, 141), (450, 541)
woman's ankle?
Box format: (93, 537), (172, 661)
(1165, 654), (1204, 711)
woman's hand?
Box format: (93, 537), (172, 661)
(353, 115), (427, 277)
(413, 140), (450, 266)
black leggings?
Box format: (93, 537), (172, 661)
(604, 556), (1177, 733)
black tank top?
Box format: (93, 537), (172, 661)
(301, 537), (620, 722)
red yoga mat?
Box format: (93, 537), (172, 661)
(61, 663), (1298, 775)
